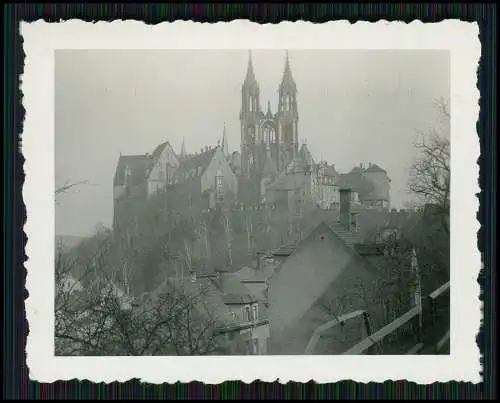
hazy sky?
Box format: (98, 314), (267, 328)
(55, 49), (450, 236)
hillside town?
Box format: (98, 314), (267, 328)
(55, 52), (450, 356)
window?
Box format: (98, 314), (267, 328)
(264, 127), (270, 145)
(283, 96), (289, 111)
(252, 304), (258, 321)
(215, 174), (224, 195)
(248, 127), (256, 144)
(252, 338), (259, 355)
(244, 306), (251, 322)
(245, 339), (253, 355)
(248, 153), (255, 170)
(263, 127), (275, 146)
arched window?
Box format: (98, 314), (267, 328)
(252, 304), (258, 321)
(262, 126), (276, 145)
(248, 126), (256, 144)
(264, 127), (271, 145)
(248, 153), (255, 170)
(215, 171), (224, 195)
(124, 165), (132, 185)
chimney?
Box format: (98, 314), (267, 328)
(339, 188), (352, 229)
(256, 251), (265, 270)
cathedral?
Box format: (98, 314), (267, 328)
(239, 51), (299, 179)
(113, 51), (391, 235)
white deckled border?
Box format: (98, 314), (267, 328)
(22, 20), (481, 384)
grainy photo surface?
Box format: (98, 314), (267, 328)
(54, 49), (451, 357)
(23, 20), (480, 384)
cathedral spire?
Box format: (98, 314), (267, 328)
(280, 49), (296, 91)
(244, 50), (257, 86)
(265, 100), (273, 118)
(180, 137), (186, 159)
(221, 122), (229, 157)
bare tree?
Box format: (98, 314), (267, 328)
(55, 229), (227, 356)
(408, 98), (450, 234)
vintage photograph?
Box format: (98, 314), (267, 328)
(54, 48), (451, 357)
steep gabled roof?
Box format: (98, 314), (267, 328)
(146, 277), (233, 325)
(285, 153), (312, 175)
(271, 221), (363, 258)
(208, 273), (258, 304)
(262, 154), (278, 177)
(173, 148), (217, 182)
(326, 221), (363, 249)
(299, 143), (314, 165)
(314, 162), (338, 179)
(364, 163), (387, 174)
(151, 141), (172, 161)
(114, 154), (154, 186)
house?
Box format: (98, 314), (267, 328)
(113, 154), (153, 230)
(143, 271), (269, 355)
(210, 272), (270, 355)
(112, 141), (179, 231)
(113, 140), (238, 232)
(338, 163), (391, 209)
(267, 218), (389, 355)
(265, 189), (395, 355)
(313, 161), (341, 209)
(147, 141), (179, 196)
(171, 146), (238, 214)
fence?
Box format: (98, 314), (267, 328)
(342, 281), (450, 355)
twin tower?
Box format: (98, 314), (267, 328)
(240, 51), (299, 179)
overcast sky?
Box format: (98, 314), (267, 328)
(55, 49), (450, 237)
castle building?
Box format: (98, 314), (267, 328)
(112, 51), (391, 236)
(238, 51), (300, 205)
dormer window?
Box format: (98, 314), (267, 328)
(244, 305), (251, 322)
(252, 304), (258, 321)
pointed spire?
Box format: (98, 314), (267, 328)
(280, 49), (296, 91)
(265, 100), (273, 118)
(221, 123), (229, 157)
(180, 137), (186, 159)
(244, 50), (258, 87)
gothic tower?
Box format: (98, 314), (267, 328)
(276, 51), (299, 170)
(240, 51), (264, 178)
